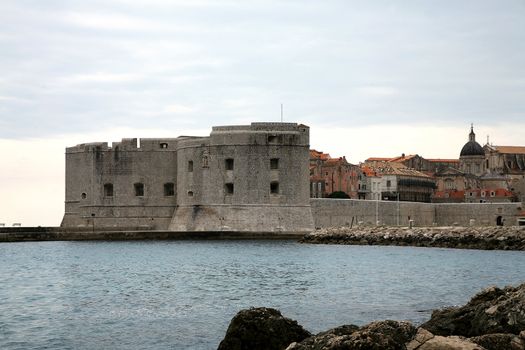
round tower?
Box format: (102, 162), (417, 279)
(169, 122), (314, 234)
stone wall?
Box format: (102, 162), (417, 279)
(310, 199), (523, 228)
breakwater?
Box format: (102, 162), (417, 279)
(301, 226), (525, 250)
(0, 227), (302, 242)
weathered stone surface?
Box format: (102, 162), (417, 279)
(286, 320), (416, 350)
(421, 283), (525, 337)
(411, 335), (485, 350)
(217, 307), (311, 350)
(302, 226), (525, 250)
(470, 333), (525, 350)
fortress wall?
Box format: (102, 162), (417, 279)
(433, 202), (523, 226)
(310, 199), (523, 228)
(310, 199), (435, 227)
(61, 138), (179, 230)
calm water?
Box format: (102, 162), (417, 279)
(1, 241), (524, 349)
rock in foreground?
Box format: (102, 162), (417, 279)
(287, 320), (417, 350)
(421, 283), (525, 337)
(217, 307), (311, 350)
(218, 283), (525, 349)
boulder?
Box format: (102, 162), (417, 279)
(217, 307), (311, 350)
(286, 320), (417, 350)
(421, 283), (525, 337)
(470, 333), (525, 350)
(406, 328), (485, 350)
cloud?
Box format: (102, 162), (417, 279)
(62, 12), (166, 31)
(162, 104), (195, 114)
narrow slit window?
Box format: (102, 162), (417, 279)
(104, 183), (113, 197)
(225, 183), (234, 195)
(225, 158), (234, 170)
(270, 181), (279, 194)
(164, 183), (175, 196)
(188, 160), (193, 172)
(270, 158), (279, 170)
(134, 183), (144, 197)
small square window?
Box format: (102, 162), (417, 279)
(188, 160), (193, 172)
(270, 158), (279, 170)
(187, 191), (194, 197)
(268, 135), (278, 143)
(270, 181), (279, 194)
(225, 158), (234, 170)
(104, 183), (113, 197)
(164, 183), (175, 196)
(134, 183), (144, 197)
(160, 143), (168, 149)
(225, 183), (234, 195)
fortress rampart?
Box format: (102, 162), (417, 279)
(61, 123), (314, 233)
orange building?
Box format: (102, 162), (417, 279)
(309, 150), (361, 198)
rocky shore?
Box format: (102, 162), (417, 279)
(301, 226), (525, 250)
(218, 282), (525, 349)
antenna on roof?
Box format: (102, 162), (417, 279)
(280, 103), (283, 122)
(487, 135), (489, 145)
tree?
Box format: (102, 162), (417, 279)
(327, 191), (350, 199)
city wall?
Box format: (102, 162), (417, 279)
(310, 199), (524, 228)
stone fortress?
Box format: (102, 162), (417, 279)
(61, 122), (524, 233)
(61, 123), (314, 233)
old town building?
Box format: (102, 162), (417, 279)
(309, 150), (361, 198)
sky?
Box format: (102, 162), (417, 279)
(1, 0), (524, 226)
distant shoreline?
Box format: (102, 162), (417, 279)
(0, 227), (304, 242)
(2, 226), (524, 250)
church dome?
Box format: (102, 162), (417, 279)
(460, 125), (484, 157)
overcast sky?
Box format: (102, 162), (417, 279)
(1, 0), (524, 226)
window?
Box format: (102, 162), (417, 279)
(225, 183), (234, 195)
(134, 183), (144, 197)
(270, 158), (279, 170)
(164, 183), (175, 196)
(386, 180), (391, 187)
(160, 143), (168, 149)
(104, 183), (113, 197)
(81, 192), (87, 199)
(268, 135), (277, 143)
(225, 158), (234, 170)
(187, 191), (194, 197)
(490, 191), (495, 197)
(270, 181), (279, 194)
(188, 161), (193, 172)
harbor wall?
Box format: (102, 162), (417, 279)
(310, 199), (524, 228)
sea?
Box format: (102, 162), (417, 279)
(1, 240), (524, 349)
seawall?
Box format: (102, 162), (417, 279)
(310, 199), (524, 228)
(0, 227), (303, 242)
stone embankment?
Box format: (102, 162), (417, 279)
(301, 226), (525, 250)
(218, 283), (525, 350)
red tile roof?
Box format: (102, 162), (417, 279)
(493, 146), (525, 155)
